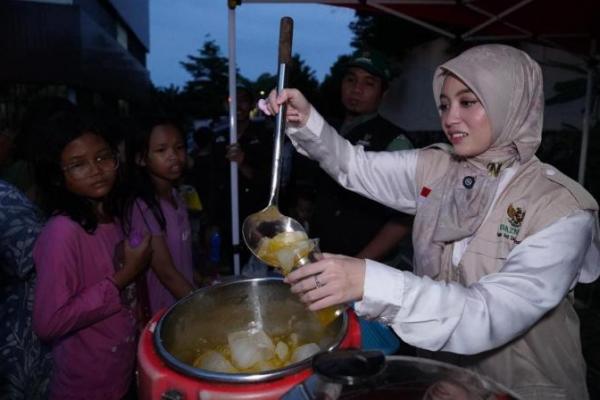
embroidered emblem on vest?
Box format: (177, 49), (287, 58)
(507, 204), (526, 227)
(497, 203), (526, 242)
(487, 162), (503, 177)
(420, 187), (432, 197)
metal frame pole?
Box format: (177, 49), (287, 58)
(227, 4), (241, 275)
(578, 39), (596, 185)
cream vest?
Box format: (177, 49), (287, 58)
(414, 148), (598, 400)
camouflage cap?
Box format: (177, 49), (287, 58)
(347, 49), (392, 82)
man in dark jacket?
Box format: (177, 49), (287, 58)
(310, 50), (413, 267)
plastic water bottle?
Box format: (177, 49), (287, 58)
(209, 232), (221, 264)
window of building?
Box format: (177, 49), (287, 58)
(116, 22), (128, 50)
(15, 0), (73, 4)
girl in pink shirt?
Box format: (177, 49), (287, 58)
(31, 111), (151, 400)
(121, 117), (195, 316)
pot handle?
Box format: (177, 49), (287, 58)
(312, 349), (386, 386)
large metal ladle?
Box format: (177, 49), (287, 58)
(241, 18), (345, 326)
(242, 17), (306, 260)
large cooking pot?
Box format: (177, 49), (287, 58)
(137, 277), (361, 400)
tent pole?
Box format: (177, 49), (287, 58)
(461, 0), (534, 39)
(577, 39), (596, 186)
(227, 3), (241, 275)
(463, 3), (531, 37)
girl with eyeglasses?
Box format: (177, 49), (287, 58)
(120, 116), (195, 318)
(30, 110), (152, 400)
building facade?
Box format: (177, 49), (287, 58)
(0, 0), (151, 125)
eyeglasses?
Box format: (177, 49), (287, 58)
(62, 151), (119, 180)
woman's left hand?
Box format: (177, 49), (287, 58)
(259, 88), (312, 127)
(284, 253), (366, 311)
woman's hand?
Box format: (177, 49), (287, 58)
(258, 88), (311, 127)
(284, 253), (366, 311)
(113, 234), (152, 290)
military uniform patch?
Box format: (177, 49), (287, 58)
(497, 203), (526, 243)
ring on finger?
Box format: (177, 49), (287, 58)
(314, 274), (324, 289)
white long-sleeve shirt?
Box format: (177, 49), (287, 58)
(289, 107), (600, 355)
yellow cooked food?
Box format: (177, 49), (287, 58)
(192, 329), (320, 374)
(256, 231), (314, 274)
(256, 231), (343, 326)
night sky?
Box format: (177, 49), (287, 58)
(148, 1), (355, 88)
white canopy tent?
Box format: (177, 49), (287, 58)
(225, 0), (599, 273)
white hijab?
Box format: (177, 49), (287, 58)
(433, 44), (544, 165)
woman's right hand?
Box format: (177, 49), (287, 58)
(259, 88), (312, 128)
(284, 253), (366, 311)
(113, 234), (152, 290)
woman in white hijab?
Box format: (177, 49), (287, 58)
(262, 44), (600, 399)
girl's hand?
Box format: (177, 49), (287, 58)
(284, 253), (366, 311)
(258, 88), (311, 127)
(113, 234), (152, 290)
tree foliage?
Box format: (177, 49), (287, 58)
(253, 72), (277, 98)
(247, 54), (320, 103)
(289, 54), (320, 106)
(350, 11), (438, 62)
(172, 39), (322, 120)
(156, 12), (442, 122)
(318, 54), (352, 120)
(179, 38), (234, 118)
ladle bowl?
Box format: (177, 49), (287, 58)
(242, 205), (306, 264)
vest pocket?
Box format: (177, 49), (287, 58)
(465, 236), (513, 261)
(514, 384), (566, 400)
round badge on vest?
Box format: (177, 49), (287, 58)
(463, 176), (475, 189)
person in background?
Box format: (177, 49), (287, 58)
(308, 50), (414, 268)
(121, 116), (195, 316)
(0, 124), (16, 169)
(184, 126), (218, 285)
(0, 180), (52, 400)
(0, 122), (29, 197)
(188, 126), (213, 211)
(31, 110), (151, 400)
(288, 184), (315, 233)
(1, 97), (76, 201)
(264, 44), (600, 399)
(207, 86), (274, 269)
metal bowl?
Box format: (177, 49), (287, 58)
(154, 277), (348, 383)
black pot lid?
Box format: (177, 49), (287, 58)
(282, 350), (522, 400)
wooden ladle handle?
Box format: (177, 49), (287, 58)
(278, 17), (294, 65)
